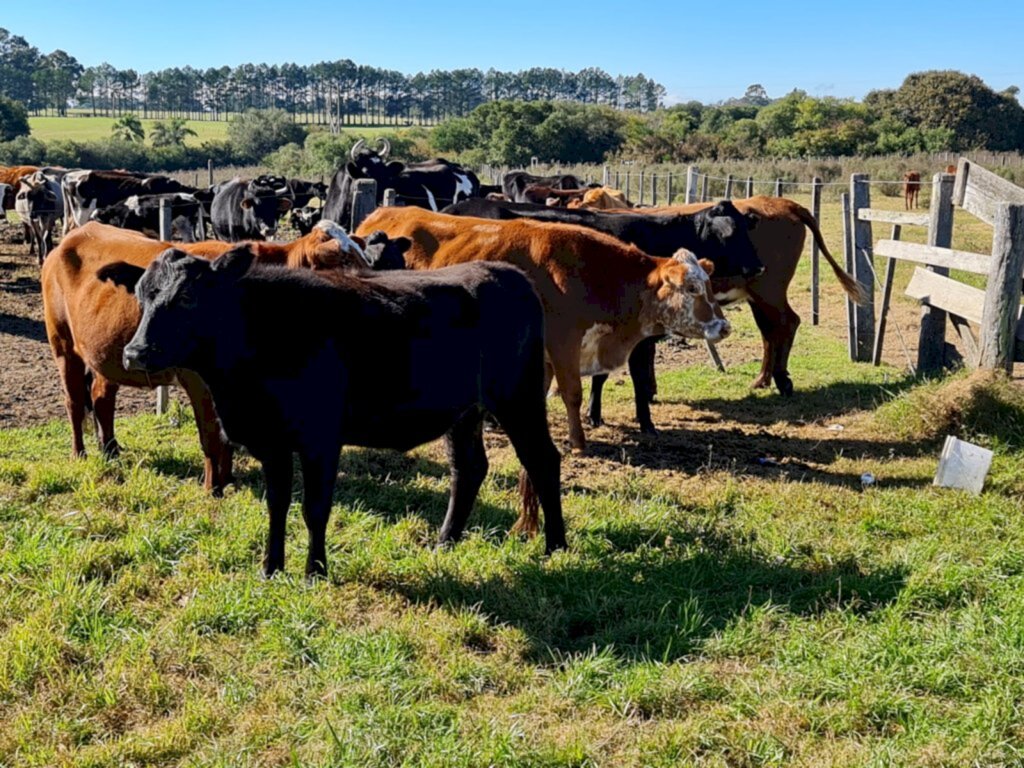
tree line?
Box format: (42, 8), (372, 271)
(0, 28), (665, 125)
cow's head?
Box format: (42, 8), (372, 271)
(648, 250), (730, 343)
(16, 176), (59, 221)
(690, 201), (763, 280)
(241, 180), (292, 239)
(329, 139), (393, 224)
(362, 230), (411, 270)
(100, 246), (256, 373)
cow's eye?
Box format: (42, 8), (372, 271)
(686, 282), (703, 296)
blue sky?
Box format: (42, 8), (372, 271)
(4, 0), (1022, 103)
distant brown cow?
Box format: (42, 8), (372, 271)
(945, 164), (957, 175)
(568, 187), (633, 210)
(904, 171), (921, 210)
(41, 220), (372, 493)
(521, 185), (587, 206)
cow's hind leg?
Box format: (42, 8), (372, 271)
(261, 452), (294, 577)
(499, 403), (566, 553)
(438, 410), (488, 547)
(748, 300), (781, 392)
(90, 374), (121, 457)
(628, 338), (658, 434)
(299, 450), (340, 579)
(179, 372), (235, 495)
(770, 301), (801, 397)
(588, 374), (607, 427)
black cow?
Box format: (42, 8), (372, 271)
(360, 230), (411, 270)
(210, 177), (293, 241)
(288, 178), (328, 208)
(444, 197), (764, 433)
(501, 171), (583, 203)
(102, 247), (566, 578)
(322, 139), (480, 226)
(91, 192), (206, 242)
(62, 169), (196, 233)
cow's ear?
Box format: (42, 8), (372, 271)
(210, 245), (256, 280)
(240, 197), (254, 210)
(393, 236), (412, 254)
(97, 262), (146, 294)
(698, 258), (715, 277)
(386, 161), (405, 174)
(707, 202), (726, 217)
(345, 161), (360, 177)
(277, 197), (293, 213)
(744, 211), (760, 231)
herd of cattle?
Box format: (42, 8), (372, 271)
(1, 142), (865, 577)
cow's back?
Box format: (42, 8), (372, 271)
(356, 207), (653, 321)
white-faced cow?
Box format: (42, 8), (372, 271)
(105, 247), (567, 578)
(321, 139), (480, 226)
(15, 169), (64, 262)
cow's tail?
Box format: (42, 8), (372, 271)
(511, 467), (541, 538)
(791, 203), (867, 305)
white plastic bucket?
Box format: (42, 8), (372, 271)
(933, 436), (993, 495)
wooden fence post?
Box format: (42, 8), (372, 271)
(841, 191), (857, 361)
(650, 172), (657, 206)
(155, 199), (172, 416)
(810, 176), (822, 325)
(774, 178), (784, 197)
(666, 173), (673, 204)
(207, 159), (213, 187)
(625, 171), (631, 202)
(685, 166), (699, 204)
(638, 169), (645, 206)
(350, 178), (377, 231)
(850, 175), (875, 361)
(872, 223), (902, 366)
(383, 188), (397, 207)
(724, 174), (734, 199)
(700, 174), (709, 202)
(745, 176), (754, 198)
(602, 165), (610, 186)
(614, 170), (620, 190)
(917, 172), (956, 374)
(978, 203), (1024, 371)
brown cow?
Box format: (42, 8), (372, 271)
(568, 187), (633, 210)
(356, 207), (729, 453)
(904, 171), (921, 210)
(41, 220), (371, 493)
(638, 196), (864, 396)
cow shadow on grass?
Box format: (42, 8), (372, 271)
(392, 515), (909, 664)
(581, 424), (933, 491)
(667, 374), (920, 428)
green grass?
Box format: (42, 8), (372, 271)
(27, 116), (411, 148)
(3, 295), (1024, 765)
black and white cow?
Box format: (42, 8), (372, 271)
(502, 171), (583, 203)
(91, 192), (206, 242)
(321, 139), (480, 226)
(15, 170), (64, 262)
(210, 177), (293, 241)
(62, 170), (196, 234)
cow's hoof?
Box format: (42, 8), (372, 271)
(101, 440), (122, 459)
(569, 445), (586, 457)
(639, 423), (658, 436)
(775, 378), (795, 397)
(589, 415), (604, 428)
(545, 538), (568, 555)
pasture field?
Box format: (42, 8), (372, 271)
(1, 193), (1024, 766)
(27, 117), (401, 146)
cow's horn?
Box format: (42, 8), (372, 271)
(377, 137), (391, 160)
(350, 139), (366, 161)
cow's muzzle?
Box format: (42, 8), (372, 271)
(123, 344), (155, 372)
(703, 318), (731, 344)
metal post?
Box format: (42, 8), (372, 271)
(638, 169), (644, 206)
(685, 166), (699, 204)
(724, 174), (734, 199)
(745, 176), (754, 198)
(700, 174), (709, 202)
(383, 188), (397, 207)
(774, 178), (784, 197)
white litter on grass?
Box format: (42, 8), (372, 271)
(861, 472), (876, 488)
(933, 436), (993, 495)
(826, 424), (845, 432)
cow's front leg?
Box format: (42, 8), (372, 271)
(262, 452), (293, 577)
(299, 450), (340, 579)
